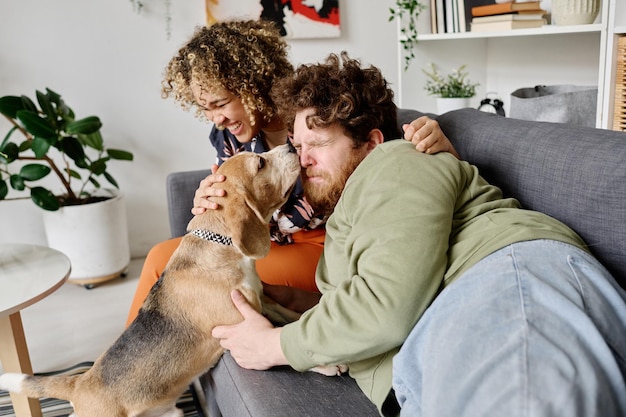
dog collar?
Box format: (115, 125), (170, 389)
(189, 229), (233, 246)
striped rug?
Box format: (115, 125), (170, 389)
(0, 362), (201, 417)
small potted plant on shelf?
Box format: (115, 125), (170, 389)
(423, 63), (479, 114)
(0, 88), (134, 287)
(389, 0), (427, 71)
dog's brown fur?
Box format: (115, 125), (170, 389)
(0, 144), (301, 417)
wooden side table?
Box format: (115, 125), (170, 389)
(0, 244), (71, 417)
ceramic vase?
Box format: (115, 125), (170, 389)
(552, 0), (600, 25)
(436, 97), (471, 114)
(42, 190), (130, 287)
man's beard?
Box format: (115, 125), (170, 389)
(303, 149), (367, 218)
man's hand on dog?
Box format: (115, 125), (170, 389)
(213, 290), (289, 370)
(192, 163), (225, 214)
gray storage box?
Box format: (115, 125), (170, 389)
(510, 85), (598, 127)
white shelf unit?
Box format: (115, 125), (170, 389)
(397, 0), (624, 129)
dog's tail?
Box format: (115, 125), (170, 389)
(0, 372), (78, 401)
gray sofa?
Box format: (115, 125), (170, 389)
(166, 108), (626, 417)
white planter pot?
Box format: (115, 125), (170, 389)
(42, 191), (130, 287)
(552, 0), (600, 25)
(436, 97), (471, 114)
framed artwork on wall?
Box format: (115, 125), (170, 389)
(205, 0), (340, 38)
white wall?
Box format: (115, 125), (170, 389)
(0, 0), (398, 257)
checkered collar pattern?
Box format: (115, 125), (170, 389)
(189, 229), (233, 246)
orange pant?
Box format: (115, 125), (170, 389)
(126, 228), (325, 326)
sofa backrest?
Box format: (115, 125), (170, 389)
(435, 108), (626, 287)
(166, 168), (212, 238)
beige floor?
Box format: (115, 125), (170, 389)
(0, 257), (145, 374)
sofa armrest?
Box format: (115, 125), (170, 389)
(166, 169), (212, 238)
(200, 352), (379, 417)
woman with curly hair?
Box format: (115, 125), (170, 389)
(126, 19), (458, 325)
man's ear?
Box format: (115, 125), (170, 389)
(366, 129), (385, 150)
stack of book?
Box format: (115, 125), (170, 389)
(470, 1), (547, 32)
(431, 0), (485, 34)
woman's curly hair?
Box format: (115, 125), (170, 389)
(271, 52), (400, 146)
(162, 20), (293, 126)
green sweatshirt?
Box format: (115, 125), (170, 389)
(281, 140), (586, 414)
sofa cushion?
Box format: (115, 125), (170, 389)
(436, 108), (626, 287)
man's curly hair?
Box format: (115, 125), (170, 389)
(162, 20), (293, 126)
(271, 52), (400, 146)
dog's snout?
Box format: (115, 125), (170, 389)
(286, 139), (297, 154)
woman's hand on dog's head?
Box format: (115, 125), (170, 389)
(192, 164), (227, 215)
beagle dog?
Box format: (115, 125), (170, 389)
(0, 144), (317, 417)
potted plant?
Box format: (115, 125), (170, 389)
(389, 0), (427, 71)
(0, 88), (134, 287)
(422, 63), (479, 114)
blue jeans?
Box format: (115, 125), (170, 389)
(392, 240), (626, 417)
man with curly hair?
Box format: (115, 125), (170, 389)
(126, 20), (459, 325)
(212, 53), (626, 417)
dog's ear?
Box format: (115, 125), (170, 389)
(229, 196), (271, 259)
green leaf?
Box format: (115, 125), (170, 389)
(90, 158), (108, 175)
(18, 139), (32, 152)
(0, 180), (8, 200)
(67, 168), (81, 180)
(36, 90), (57, 125)
(103, 171), (119, 188)
(45, 89), (74, 122)
(0, 96), (25, 119)
(20, 95), (37, 113)
(45, 88), (62, 103)
(60, 136), (86, 162)
(107, 148), (134, 161)
(79, 131), (104, 151)
(10, 174), (25, 190)
(88, 176), (101, 188)
(1, 126), (19, 150)
(19, 163), (51, 181)
(31, 186), (60, 211)
(75, 158), (89, 169)
(66, 116), (102, 135)
(59, 101), (74, 121)
(31, 136), (51, 158)
(16, 110), (57, 139)
(0, 142), (19, 163)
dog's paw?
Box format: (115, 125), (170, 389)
(0, 373), (26, 392)
(309, 364), (349, 377)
